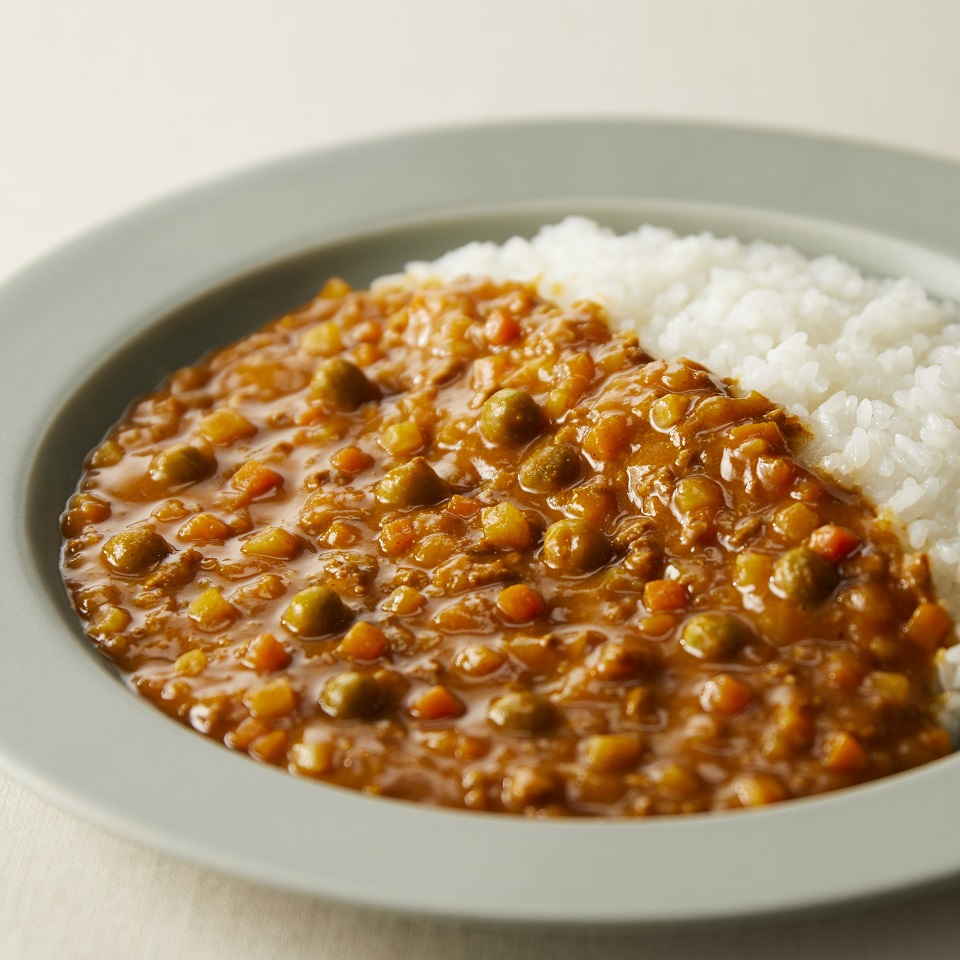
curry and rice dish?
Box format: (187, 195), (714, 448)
(59, 220), (960, 816)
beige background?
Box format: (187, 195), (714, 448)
(3, 1), (960, 956)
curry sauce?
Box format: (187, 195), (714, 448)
(60, 277), (955, 815)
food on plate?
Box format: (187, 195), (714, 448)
(60, 220), (960, 815)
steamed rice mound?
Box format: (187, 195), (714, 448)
(406, 217), (960, 696)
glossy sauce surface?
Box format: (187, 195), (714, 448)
(60, 277), (955, 815)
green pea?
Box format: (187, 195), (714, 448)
(771, 546), (839, 603)
(480, 389), (542, 445)
(680, 612), (749, 660)
(310, 358), (380, 411)
(487, 691), (555, 735)
(375, 458), (448, 507)
(542, 518), (611, 575)
(282, 585), (352, 638)
(320, 671), (383, 719)
(148, 444), (216, 487)
(101, 528), (171, 576)
(519, 444), (583, 493)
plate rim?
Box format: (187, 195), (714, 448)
(3, 118), (960, 927)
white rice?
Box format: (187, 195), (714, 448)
(405, 217), (960, 698)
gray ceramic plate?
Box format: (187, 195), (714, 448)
(3, 120), (960, 928)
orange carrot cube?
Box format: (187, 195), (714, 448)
(410, 685), (465, 721)
(497, 583), (545, 623)
(336, 622), (389, 661)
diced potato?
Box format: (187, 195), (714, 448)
(289, 741), (335, 777)
(177, 513), (233, 542)
(89, 439), (124, 467)
(198, 408), (257, 445)
(187, 587), (239, 630)
(481, 502), (531, 550)
(773, 502), (820, 542)
(865, 671), (911, 707)
(673, 476), (722, 515)
(244, 677), (297, 718)
(732, 773), (788, 807)
(381, 421), (424, 456)
(301, 320), (343, 356)
(240, 526), (303, 560)
(454, 644), (506, 677)
(582, 734), (643, 773)
(652, 762), (700, 797)
(382, 585), (425, 615)
(90, 604), (131, 635)
(649, 393), (688, 430)
(320, 277), (351, 298)
(174, 648), (208, 676)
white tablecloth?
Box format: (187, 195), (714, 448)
(4, 2), (960, 956)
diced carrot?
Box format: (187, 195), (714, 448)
(698, 674), (753, 715)
(330, 445), (374, 473)
(583, 411), (633, 462)
(642, 579), (686, 612)
(231, 460), (284, 504)
(497, 583), (545, 622)
(353, 343), (382, 366)
(822, 731), (869, 773)
(445, 494), (482, 518)
(484, 310), (521, 345)
(808, 524), (860, 562)
(410, 685), (465, 721)
(226, 716), (270, 750)
(336, 622), (389, 661)
(242, 632), (291, 672)
(249, 730), (288, 764)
